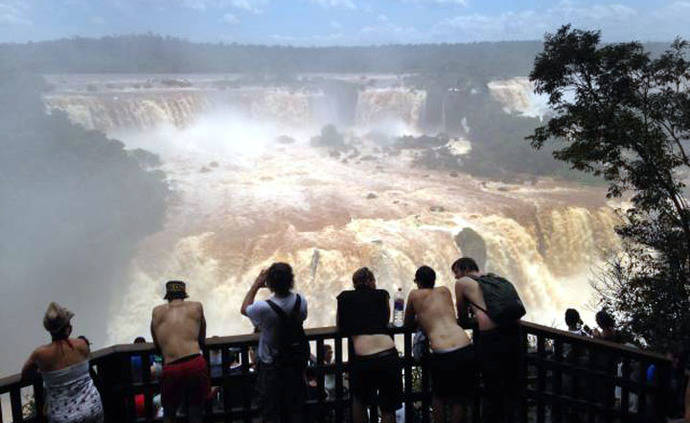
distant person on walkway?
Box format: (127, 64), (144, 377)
(150, 280), (209, 423)
(337, 267), (402, 423)
(565, 308), (591, 337)
(21, 302), (104, 423)
(241, 263), (309, 423)
(454, 257), (525, 423)
(593, 310), (622, 343)
(590, 310), (623, 412)
(404, 265), (476, 423)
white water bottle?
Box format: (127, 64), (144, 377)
(393, 288), (405, 327)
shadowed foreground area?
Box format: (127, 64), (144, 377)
(1, 322), (670, 423)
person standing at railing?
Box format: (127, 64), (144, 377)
(453, 257), (525, 423)
(241, 262), (309, 423)
(336, 267), (402, 423)
(21, 302), (104, 423)
(150, 280), (209, 423)
(589, 309), (624, 414)
(404, 265), (476, 423)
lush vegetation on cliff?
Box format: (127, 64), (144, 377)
(529, 25), (690, 352)
(0, 73), (169, 369)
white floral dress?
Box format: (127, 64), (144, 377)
(43, 361), (103, 423)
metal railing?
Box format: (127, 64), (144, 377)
(0, 322), (671, 423)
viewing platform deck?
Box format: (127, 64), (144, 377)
(0, 321), (671, 423)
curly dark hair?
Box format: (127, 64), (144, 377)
(352, 267), (375, 289)
(266, 262), (294, 296)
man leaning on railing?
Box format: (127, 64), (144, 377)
(150, 280), (209, 423)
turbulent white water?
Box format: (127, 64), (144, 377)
(42, 75), (621, 345)
(487, 77), (551, 119)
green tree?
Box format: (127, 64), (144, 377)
(528, 25), (690, 350)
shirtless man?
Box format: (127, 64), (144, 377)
(404, 265), (476, 423)
(337, 267), (402, 423)
(150, 280), (209, 423)
(453, 257), (521, 423)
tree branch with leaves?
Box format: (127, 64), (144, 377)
(528, 25), (690, 351)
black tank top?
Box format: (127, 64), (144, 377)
(336, 288), (390, 336)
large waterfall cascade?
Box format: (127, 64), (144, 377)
(43, 74), (620, 344)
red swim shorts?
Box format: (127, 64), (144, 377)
(160, 354), (210, 413)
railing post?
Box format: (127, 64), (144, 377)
(334, 333), (344, 423)
(32, 377), (45, 423)
(518, 324), (529, 423)
(653, 358), (670, 423)
(403, 330), (413, 423)
(552, 339), (563, 423)
(536, 336), (546, 423)
(619, 357), (630, 419)
(221, 346), (231, 423)
(96, 351), (129, 423)
(315, 339), (325, 423)
(10, 386), (23, 423)
(240, 346), (252, 423)
(140, 351), (154, 423)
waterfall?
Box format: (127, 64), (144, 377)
(487, 77), (550, 119)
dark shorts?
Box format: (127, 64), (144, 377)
(350, 348), (403, 412)
(476, 324), (521, 423)
(255, 361), (306, 422)
(428, 344), (478, 399)
(160, 354), (210, 417)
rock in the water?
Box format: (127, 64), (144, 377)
(366, 193), (378, 199)
(454, 227), (487, 270)
(276, 135), (296, 144)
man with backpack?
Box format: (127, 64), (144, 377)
(453, 257), (526, 423)
(241, 262), (309, 423)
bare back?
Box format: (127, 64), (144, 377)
(32, 339), (90, 373)
(407, 287), (471, 351)
(151, 300), (205, 364)
(455, 276), (497, 331)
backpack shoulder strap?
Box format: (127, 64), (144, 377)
(266, 299), (288, 320)
(290, 295), (302, 318)
(464, 275), (489, 314)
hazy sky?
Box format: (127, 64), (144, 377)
(1, 0), (690, 45)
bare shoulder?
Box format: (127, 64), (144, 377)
(435, 286), (451, 294)
(435, 286), (453, 298)
(185, 301), (204, 317)
(32, 344), (50, 360)
(72, 338), (90, 355)
(187, 301), (203, 311)
(455, 276), (477, 289)
(152, 304), (166, 320)
(31, 343), (56, 366)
